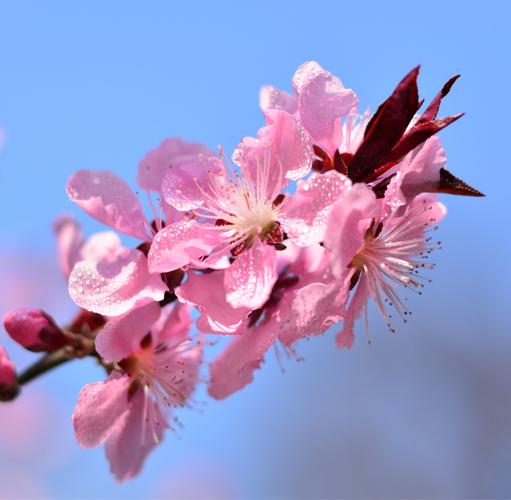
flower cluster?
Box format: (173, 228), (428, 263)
(0, 62), (482, 480)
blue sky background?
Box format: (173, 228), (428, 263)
(0, 1), (510, 498)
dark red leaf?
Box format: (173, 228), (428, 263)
(368, 75), (462, 179)
(434, 168), (484, 197)
(418, 74), (460, 123)
(333, 151), (352, 175)
(368, 113), (464, 181)
(348, 66), (420, 182)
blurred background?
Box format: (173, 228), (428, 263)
(0, 1), (509, 498)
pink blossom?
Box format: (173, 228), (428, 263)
(3, 308), (68, 352)
(208, 244), (346, 399)
(73, 302), (200, 481)
(67, 170), (150, 240)
(0, 62), (485, 483)
(149, 111), (351, 310)
(260, 61), (359, 155)
(65, 139), (213, 316)
(324, 183), (446, 348)
(67, 138), (214, 242)
(54, 217), (168, 316)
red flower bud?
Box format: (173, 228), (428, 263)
(0, 346), (17, 401)
(3, 309), (69, 352)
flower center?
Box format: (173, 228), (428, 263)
(195, 154), (286, 252)
(350, 202), (441, 331)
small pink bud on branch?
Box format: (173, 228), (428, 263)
(3, 308), (70, 353)
(0, 346), (18, 401)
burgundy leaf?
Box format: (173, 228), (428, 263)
(419, 74), (460, 123)
(434, 168), (484, 197)
(367, 113), (464, 182)
(348, 66), (420, 182)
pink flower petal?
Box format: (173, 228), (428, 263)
(154, 303), (193, 344)
(80, 231), (124, 262)
(384, 136), (447, 216)
(278, 171), (352, 246)
(69, 248), (166, 316)
(324, 183), (378, 279)
(72, 374), (131, 448)
(105, 388), (168, 482)
(95, 302), (161, 362)
(336, 274), (368, 349)
(292, 61), (358, 147)
(224, 240), (277, 310)
(279, 281), (346, 346)
(259, 85), (298, 115)
(176, 271), (249, 334)
(148, 220), (226, 273)
(53, 215), (85, 278)
(208, 320), (276, 400)
(233, 109), (313, 188)
(137, 137), (213, 193)
(67, 170), (148, 240)
(162, 156), (224, 211)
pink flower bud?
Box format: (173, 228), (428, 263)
(0, 346), (16, 386)
(3, 309), (68, 352)
(0, 346), (17, 401)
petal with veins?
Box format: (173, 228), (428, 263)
(69, 248), (166, 316)
(95, 302), (161, 362)
(259, 85), (298, 115)
(292, 61), (358, 147)
(80, 231), (123, 262)
(224, 240), (277, 310)
(162, 156), (224, 211)
(176, 271), (249, 334)
(279, 281), (346, 346)
(336, 275), (368, 349)
(148, 220), (226, 273)
(208, 320), (276, 400)
(278, 171), (352, 246)
(323, 183), (378, 279)
(53, 215), (85, 278)
(137, 137), (213, 193)
(67, 170), (148, 240)
(105, 388), (167, 482)
(233, 109), (313, 187)
(154, 303), (193, 344)
(384, 136), (446, 216)
(72, 374), (130, 448)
